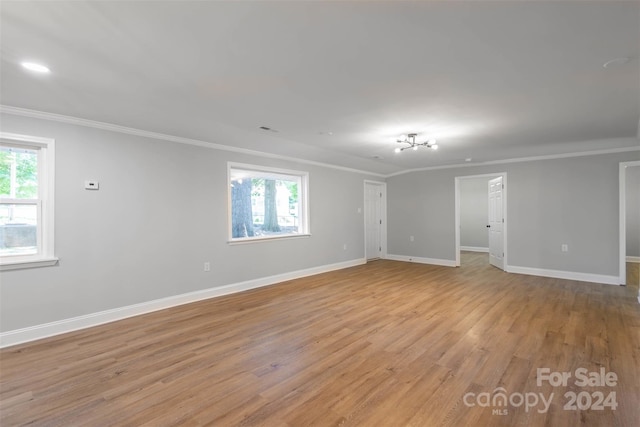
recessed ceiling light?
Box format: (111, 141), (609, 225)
(21, 62), (50, 73)
(465, 158), (472, 162)
(603, 57), (630, 68)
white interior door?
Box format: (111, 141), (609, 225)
(488, 176), (504, 270)
(365, 182), (382, 260)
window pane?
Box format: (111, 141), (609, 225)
(230, 167), (305, 239)
(0, 147), (39, 199)
(0, 204), (38, 256)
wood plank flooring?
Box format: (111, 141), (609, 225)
(1, 253), (639, 426)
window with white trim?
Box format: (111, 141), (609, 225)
(0, 133), (56, 270)
(228, 163), (309, 242)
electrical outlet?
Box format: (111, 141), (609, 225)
(561, 244), (568, 252)
(204, 262), (211, 272)
(343, 244), (347, 250)
(410, 236), (415, 242)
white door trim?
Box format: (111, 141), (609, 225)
(455, 173), (508, 268)
(364, 180), (387, 260)
(619, 161), (640, 286)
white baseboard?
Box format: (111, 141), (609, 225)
(385, 254), (456, 267)
(460, 246), (489, 253)
(626, 256), (640, 263)
(506, 265), (620, 286)
(0, 258), (366, 349)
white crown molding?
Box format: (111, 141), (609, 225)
(0, 105), (386, 178)
(3, 105), (638, 179)
(0, 257), (366, 348)
(386, 145), (640, 177)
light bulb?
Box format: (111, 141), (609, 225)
(413, 145), (418, 151)
(394, 147), (401, 153)
(431, 144), (438, 150)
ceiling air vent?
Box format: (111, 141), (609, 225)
(259, 126), (278, 132)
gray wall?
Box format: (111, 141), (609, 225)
(0, 113), (379, 332)
(388, 148), (640, 275)
(627, 165), (640, 257)
(460, 177), (489, 249)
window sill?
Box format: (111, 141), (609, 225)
(228, 234), (311, 245)
(0, 257), (59, 271)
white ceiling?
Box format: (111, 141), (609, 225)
(1, 1), (639, 175)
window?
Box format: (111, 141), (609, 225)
(0, 133), (56, 270)
(228, 163), (309, 242)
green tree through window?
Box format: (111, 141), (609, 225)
(0, 148), (38, 199)
(229, 165), (309, 241)
(0, 146), (40, 257)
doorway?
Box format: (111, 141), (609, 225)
(455, 173), (507, 269)
(619, 161), (640, 292)
(364, 181), (386, 261)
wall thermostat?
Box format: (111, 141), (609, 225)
(84, 180), (100, 190)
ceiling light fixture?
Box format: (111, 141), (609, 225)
(394, 133), (438, 153)
(21, 62), (50, 73)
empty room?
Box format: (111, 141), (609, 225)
(1, 1), (639, 426)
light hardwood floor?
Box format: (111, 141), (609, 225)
(1, 253), (639, 426)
